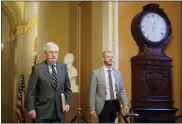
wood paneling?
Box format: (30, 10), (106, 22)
(80, 1), (92, 120)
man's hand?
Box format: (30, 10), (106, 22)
(89, 110), (97, 118)
(64, 105), (70, 112)
(121, 105), (130, 116)
(124, 105), (130, 114)
(28, 110), (36, 120)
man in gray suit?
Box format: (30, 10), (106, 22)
(25, 42), (72, 123)
(89, 51), (129, 123)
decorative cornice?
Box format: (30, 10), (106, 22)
(16, 13), (38, 35)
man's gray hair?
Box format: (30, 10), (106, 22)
(44, 42), (59, 52)
(102, 50), (113, 57)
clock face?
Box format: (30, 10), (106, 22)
(140, 12), (168, 43)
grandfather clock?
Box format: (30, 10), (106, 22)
(130, 3), (178, 122)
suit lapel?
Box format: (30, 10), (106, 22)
(100, 68), (106, 84)
(42, 61), (56, 90)
(100, 67), (107, 91)
(56, 62), (64, 91)
(113, 68), (117, 85)
(112, 68), (119, 92)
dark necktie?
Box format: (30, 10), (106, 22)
(51, 65), (57, 88)
(108, 69), (114, 100)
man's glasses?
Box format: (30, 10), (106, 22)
(47, 51), (59, 54)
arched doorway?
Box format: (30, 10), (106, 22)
(1, 2), (22, 122)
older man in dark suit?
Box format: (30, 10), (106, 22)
(25, 42), (72, 123)
(89, 51), (129, 123)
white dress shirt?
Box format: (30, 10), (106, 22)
(103, 66), (117, 100)
(48, 63), (57, 75)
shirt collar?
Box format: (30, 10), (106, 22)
(47, 62), (57, 67)
(103, 65), (113, 72)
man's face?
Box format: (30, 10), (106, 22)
(102, 52), (114, 66)
(44, 47), (59, 64)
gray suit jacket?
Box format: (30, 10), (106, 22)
(89, 67), (128, 114)
(25, 61), (72, 120)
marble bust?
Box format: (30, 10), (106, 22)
(64, 53), (78, 93)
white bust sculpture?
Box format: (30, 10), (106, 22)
(64, 53), (78, 93)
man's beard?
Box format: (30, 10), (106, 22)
(104, 61), (113, 66)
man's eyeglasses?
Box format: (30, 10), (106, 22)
(47, 51), (59, 54)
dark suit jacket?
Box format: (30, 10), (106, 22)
(25, 60), (72, 120)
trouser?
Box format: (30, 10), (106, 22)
(98, 100), (120, 123)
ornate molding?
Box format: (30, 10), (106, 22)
(2, 2), (38, 41)
(10, 32), (16, 42)
(111, 2), (118, 69)
(16, 13), (38, 35)
(2, 3), (17, 42)
(141, 69), (169, 95)
(102, 2), (118, 69)
(2, 2), (18, 31)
